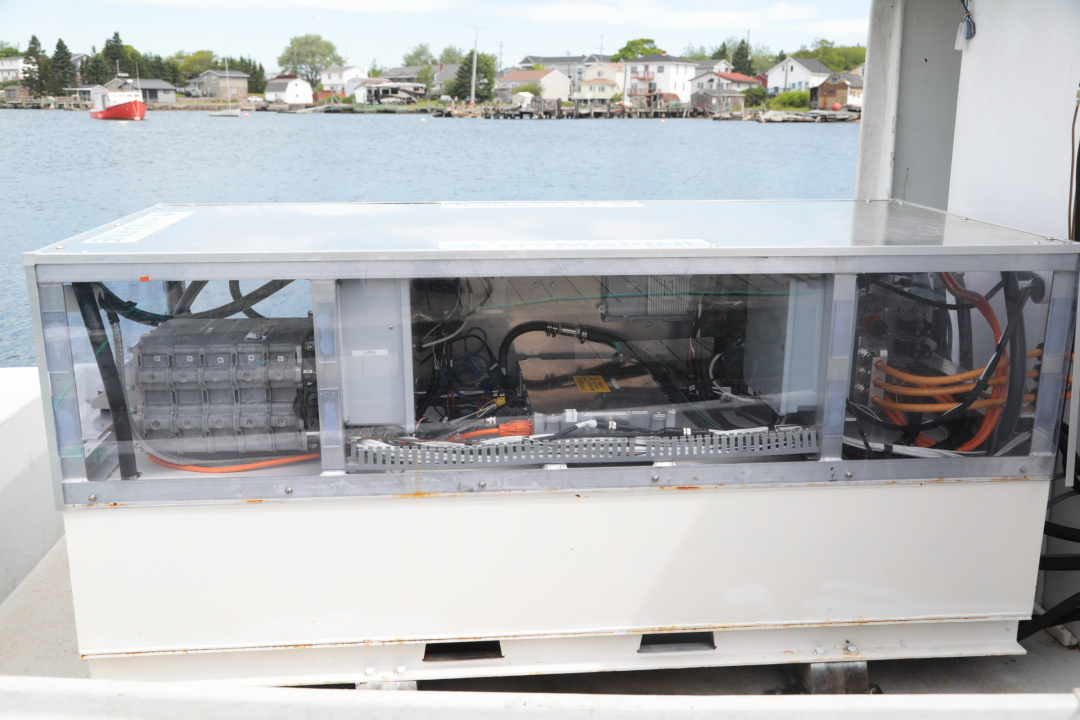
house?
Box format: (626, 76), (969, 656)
(319, 66), (365, 93)
(694, 58), (734, 75)
(70, 53), (90, 83)
(382, 66), (425, 83)
(3, 85), (29, 103)
(691, 71), (761, 94)
(105, 77), (177, 104)
(265, 76), (313, 104)
(432, 63), (459, 95)
(346, 77), (425, 104)
(0, 56), (28, 82)
(193, 69), (249, 99)
(64, 86), (96, 102)
(573, 62), (623, 105)
(816, 72), (864, 109)
(763, 56), (831, 95)
(622, 54), (698, 105)
(691, 88), (745, 114)
(496, 68), (571, 102)
(516, 54), (610, 92)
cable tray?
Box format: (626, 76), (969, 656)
(351, 428), (817, 469)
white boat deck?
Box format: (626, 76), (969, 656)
(3, 537), (1080, 697)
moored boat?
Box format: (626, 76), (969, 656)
(89, 84), (146, 121)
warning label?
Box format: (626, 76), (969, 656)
(573, 375), (610, 393)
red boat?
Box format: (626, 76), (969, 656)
(89, 86), (146, 121)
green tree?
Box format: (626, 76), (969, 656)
(750, 45), (776, 75)
(439, 45), (464, 64)
(681, 44), (709, 61)
(38, 55), (58, 95)
(0, 41), (21, 59)
(22, 36), (43, 95)
(415, 64), (435, 96)
(403, 43), (435, 67)
(102, 32), (136, 76)
(791, 39), (864, 72)
(170, 50), (217, 79)
(277, 34), (342, 87)
(731, 39), (752, 75)
(50, 38), (75, 93)
(448, 51), (496, 101)
(511, 81), (542, 96)
(611, 38), (664, 63)
(777, 49), (787, 62)
(710, 42), (729, 61)
(742, 86), (767, 107)
(368, 59), (383, 78)
(81, 49), (110, 86)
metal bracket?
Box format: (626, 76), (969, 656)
(797, 661), (870, 694)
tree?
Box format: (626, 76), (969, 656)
(511, 81), (542, 96)
(22, 35), (43, 95)
(448, 51), (496, 101)
(81, 49), (110, 86)
(415, 64), (435, 96)
(439, 45), (464, 64)
(710, 42), (729, 61)
(0, 41), (21, 59)
(681, 44), (709, 61)
(611, 38), (664, 63)
(51, 38), (75, 92)
(750, 45), (777, 75)
(403, 43), (435, 67)
(791, 38), (864, 72)
(731, 39), (752, 75)
(777, 50), (787, 62)
(170, 50), (217, 79)
(37, 55), (57, 95)
(220, 55), (265, 93)
(368, 59), (383, 78)
(277, 34), (343, 87)
(102, 32), (139, 76)
(743, 86), (767, 107)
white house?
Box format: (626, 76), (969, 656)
(432, 63), (459, 95)
(265, 76), (313, 104)
(516, 54), (610, 93)
(573, 62), (623, 105)
(496, 68), (571, 101)
(763, 56), (832, 95)
(691, 71), (762, 94)
(694, 58), (734, 75)
(0, 56), (29, 82)
(622, 54), (698, 104)
(319, 66), (365, 93)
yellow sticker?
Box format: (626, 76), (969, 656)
(573, 375), (610, 393)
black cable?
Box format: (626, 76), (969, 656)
(1045, 521), (1080, 543)
(496, 321), (624, 388)
(870, 279), (973, 311)
(229, 280), (265, 318)
(96, 280), (293, 326)
(72, 283), (139, 481)
(174, 280), (207, 315)
(1018, 589), (1080, 641)
(848, 284), (1034, 435)
(993, 272), (1026, 451)
(1039, 554), (1080, 571)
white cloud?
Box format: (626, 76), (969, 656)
(767, 3), (819, 22)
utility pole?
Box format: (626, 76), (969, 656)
(499, 41), (503, 72)
(600, 35), (604, 56)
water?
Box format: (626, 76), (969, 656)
(0, 110), (860, 366)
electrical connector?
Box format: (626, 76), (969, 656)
(498, 419), (533, 437)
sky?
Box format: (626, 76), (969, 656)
(1, 0), (870, 71)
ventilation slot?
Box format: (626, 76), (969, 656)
(423, 640), (504, 662)
(638, 631), (716, 653)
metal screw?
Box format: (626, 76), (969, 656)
(651, 475), (660, 482)
(395, 666), (406, 675)
(814, 646), (826, 656)
(1020, 467), (1027, 474)
(285, 487), (293, 495)
(844, 471), (853, 479)
(389, 325), (394, 330)
(88, 494), (97, 502)
(365, 668), (375, 676)
(844, 644), (859, 655)
(478, 481), (486, 488)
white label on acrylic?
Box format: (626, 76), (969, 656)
(352, 349), (388, 356)
(83, 211), (193, 244)
(440, 201), (643, 209)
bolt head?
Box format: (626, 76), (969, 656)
(365, 667), (375, 676)
(88, 494), (97, 503)
(285, 487), (293, 495)
(478, 481), (486, 488)
(1020, 467), (1028, 474)
(844, 644), (859, 655)
(844, 471), (853, 479)
(395, 666), (406, 675)
(814, 646), (826, 656)
(651, 475), (660, 482)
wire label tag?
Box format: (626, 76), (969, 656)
(574, 375), (610, 393)
(83, 212), (193, 244)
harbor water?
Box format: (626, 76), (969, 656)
(0, 110), (859, 366)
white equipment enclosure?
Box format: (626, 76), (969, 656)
(24, 200), (1080, 684)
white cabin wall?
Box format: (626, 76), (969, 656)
(947, 1), (1080, 238)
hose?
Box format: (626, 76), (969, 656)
(1045, 521), (1080, 543)
(993, 272), (1026, 451)
(72, 283), (139, 480)
(96, 280), (293, 326)
(1039, 554), (1080, 571)
(230, 280), (265, 318)
(1018, 589), (1080, 641)
(496, 321), (624, 388)
(173, 280), (207, 315)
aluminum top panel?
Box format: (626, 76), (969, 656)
(25, 199), (1077, 267)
